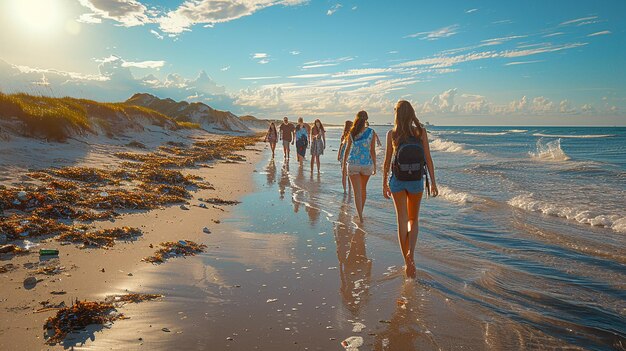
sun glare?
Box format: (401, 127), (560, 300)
(10, 0), (63, 34)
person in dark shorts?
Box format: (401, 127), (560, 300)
(279, 117), (295, 160)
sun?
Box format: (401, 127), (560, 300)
(9, 0), (63, 34)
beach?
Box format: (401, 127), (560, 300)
(1, 125), (625, 350)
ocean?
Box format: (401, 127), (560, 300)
(155, 126), (626, 350)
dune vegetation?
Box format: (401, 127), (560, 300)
(0, 93), (200, 141)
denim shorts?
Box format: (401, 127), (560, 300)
(388, 175), (424, 194)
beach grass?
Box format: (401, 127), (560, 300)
(0, 93), (200, 141)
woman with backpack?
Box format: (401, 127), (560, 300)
(382, 100), (438, 278)
(342, 111), (379, 223)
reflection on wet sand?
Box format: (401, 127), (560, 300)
(334, 198), (372, 318)
(278, 161), (290, 200)
(265, 159), (276, 186)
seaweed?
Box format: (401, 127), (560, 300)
(56, 227), (142, 248)
(44, 300), (124, 344)
(143, 240), (207, 263)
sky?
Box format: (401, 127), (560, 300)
(0, 0), (625, 126)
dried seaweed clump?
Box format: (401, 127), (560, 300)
(201, 197), (240, 206)
(57, 227), (142, 248)
(108, 293), (163, 303)
(0, 215), (78, 241)
(44, 300), (123, 344)
(143, 240), (207, 263)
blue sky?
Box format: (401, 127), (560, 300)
(0, 0), (625, 125)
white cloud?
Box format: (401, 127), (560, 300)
(221, 66), (230, 71)
(150, 29), (164, 39)
(351, 6), (357, 10)
(258, 59), (270, 64)
(560, 16), (598, 26)
(559, 100), (576, 113)
(504, 60), (544, 66)
(121, 60), (166, 69)
(77, 0), (150, 27)
(157, 0), (307, 34)
(481, 35), (527, 43)
(240, 76), (281, 80)
(581, 103), (595, 113)
(543, 32), (564, 38)
(288, 74), (330, 78)
(397, 43), (586, 68)
(587, 30), (611, 37)
(327, 4), (342, 16)
(405, 25), (459, 40)
(289, 51), (300, 55)
(466, 8), (478, 13)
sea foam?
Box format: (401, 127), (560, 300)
(529, 138), (570, 161)
(430, 138), (479, 156)
(438, 186), (479, 204)
(508, 193), (625, 233)
(532, 133), (615, 139)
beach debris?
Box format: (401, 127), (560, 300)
(44, 300), (124, 344)
(39, 249), (59, 256)
(106, 293), (162, 304)
(266, 299), (278, 303)
(212, 219), (220, 224)
(352, 322), (366, 332)
(0, 233), (6, 245)
(199, 203), (207, 208)
(200, 198), (240, 206)
(33, 265), (65, 275)
(341, 336), (364, 350)
(0, 244), (28, 255)
(57, 227), (142, 248)
(50, 290), (67, 295)
(162, 328), (171, 332)
(142, 240), (207, 264)
(0, 263), (17, 273)
(23, 276), (38, 289)
(126, 141), (147, 149)
(202, 227), (211, 234)
(127, 272), (133, 276)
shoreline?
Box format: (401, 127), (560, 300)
(0, 132), (264, 350)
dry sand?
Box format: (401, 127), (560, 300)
(0, 129), (263, 350)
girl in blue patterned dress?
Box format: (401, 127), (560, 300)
(341, 110), (379, 223)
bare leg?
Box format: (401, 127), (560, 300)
(270, 142), (276, 158)
(405, 192), (423, 278)
(310, 155), (315, 172)
(349, 174), (364, 222)
(360, 175), (370, 209)
(391, 190), (411, 276)
(316, 155), (321, 173)
(341, 171), (347, 193)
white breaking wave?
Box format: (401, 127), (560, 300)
(508, 193), (626, 233)
(530, 138), (570, 161)
(438, 186), (480, 204)
(533, 133), (615, 139)
(430, 138), (479, 155)
(507, 129), (528, 133)
(463, 131), (508, 136)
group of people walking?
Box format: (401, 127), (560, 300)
(264, 116), (327, 173)
(263, 100), (439, 278)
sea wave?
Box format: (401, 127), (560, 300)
(507, 129), (528, 133)
(438, 186), (480, 204)
(430, 138), (479, 155)
(508, 193), (626, 233)
(463, 132), (508, 136)
(529, 138), (570, 161)
(533, 133), (615, 139)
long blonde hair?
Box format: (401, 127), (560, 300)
(349, 110), (368, 139)
(341, 120), (353, 142)
(392, 100), (421, 148)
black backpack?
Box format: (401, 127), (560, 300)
(392, 137), (426, 181)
